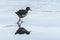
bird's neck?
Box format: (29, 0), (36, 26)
(26, 9), (29, 12)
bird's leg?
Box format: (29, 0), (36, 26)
(17, 18), (20, 24)
(19, 19), (21, 27)
(19, 18), (23, 27)
(17, 18), (21, 27)
(17, 18), (23, 27)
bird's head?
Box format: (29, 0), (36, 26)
(26, 7), (32, 11)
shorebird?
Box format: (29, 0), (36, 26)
(15, 7), (31, 27)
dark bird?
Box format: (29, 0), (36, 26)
(15, 7), (31, 26)
(15, 27), (31, 35)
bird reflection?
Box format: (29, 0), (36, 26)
(15, 27), (31, 35)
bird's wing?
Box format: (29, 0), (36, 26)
(16, 9), (25, 14)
